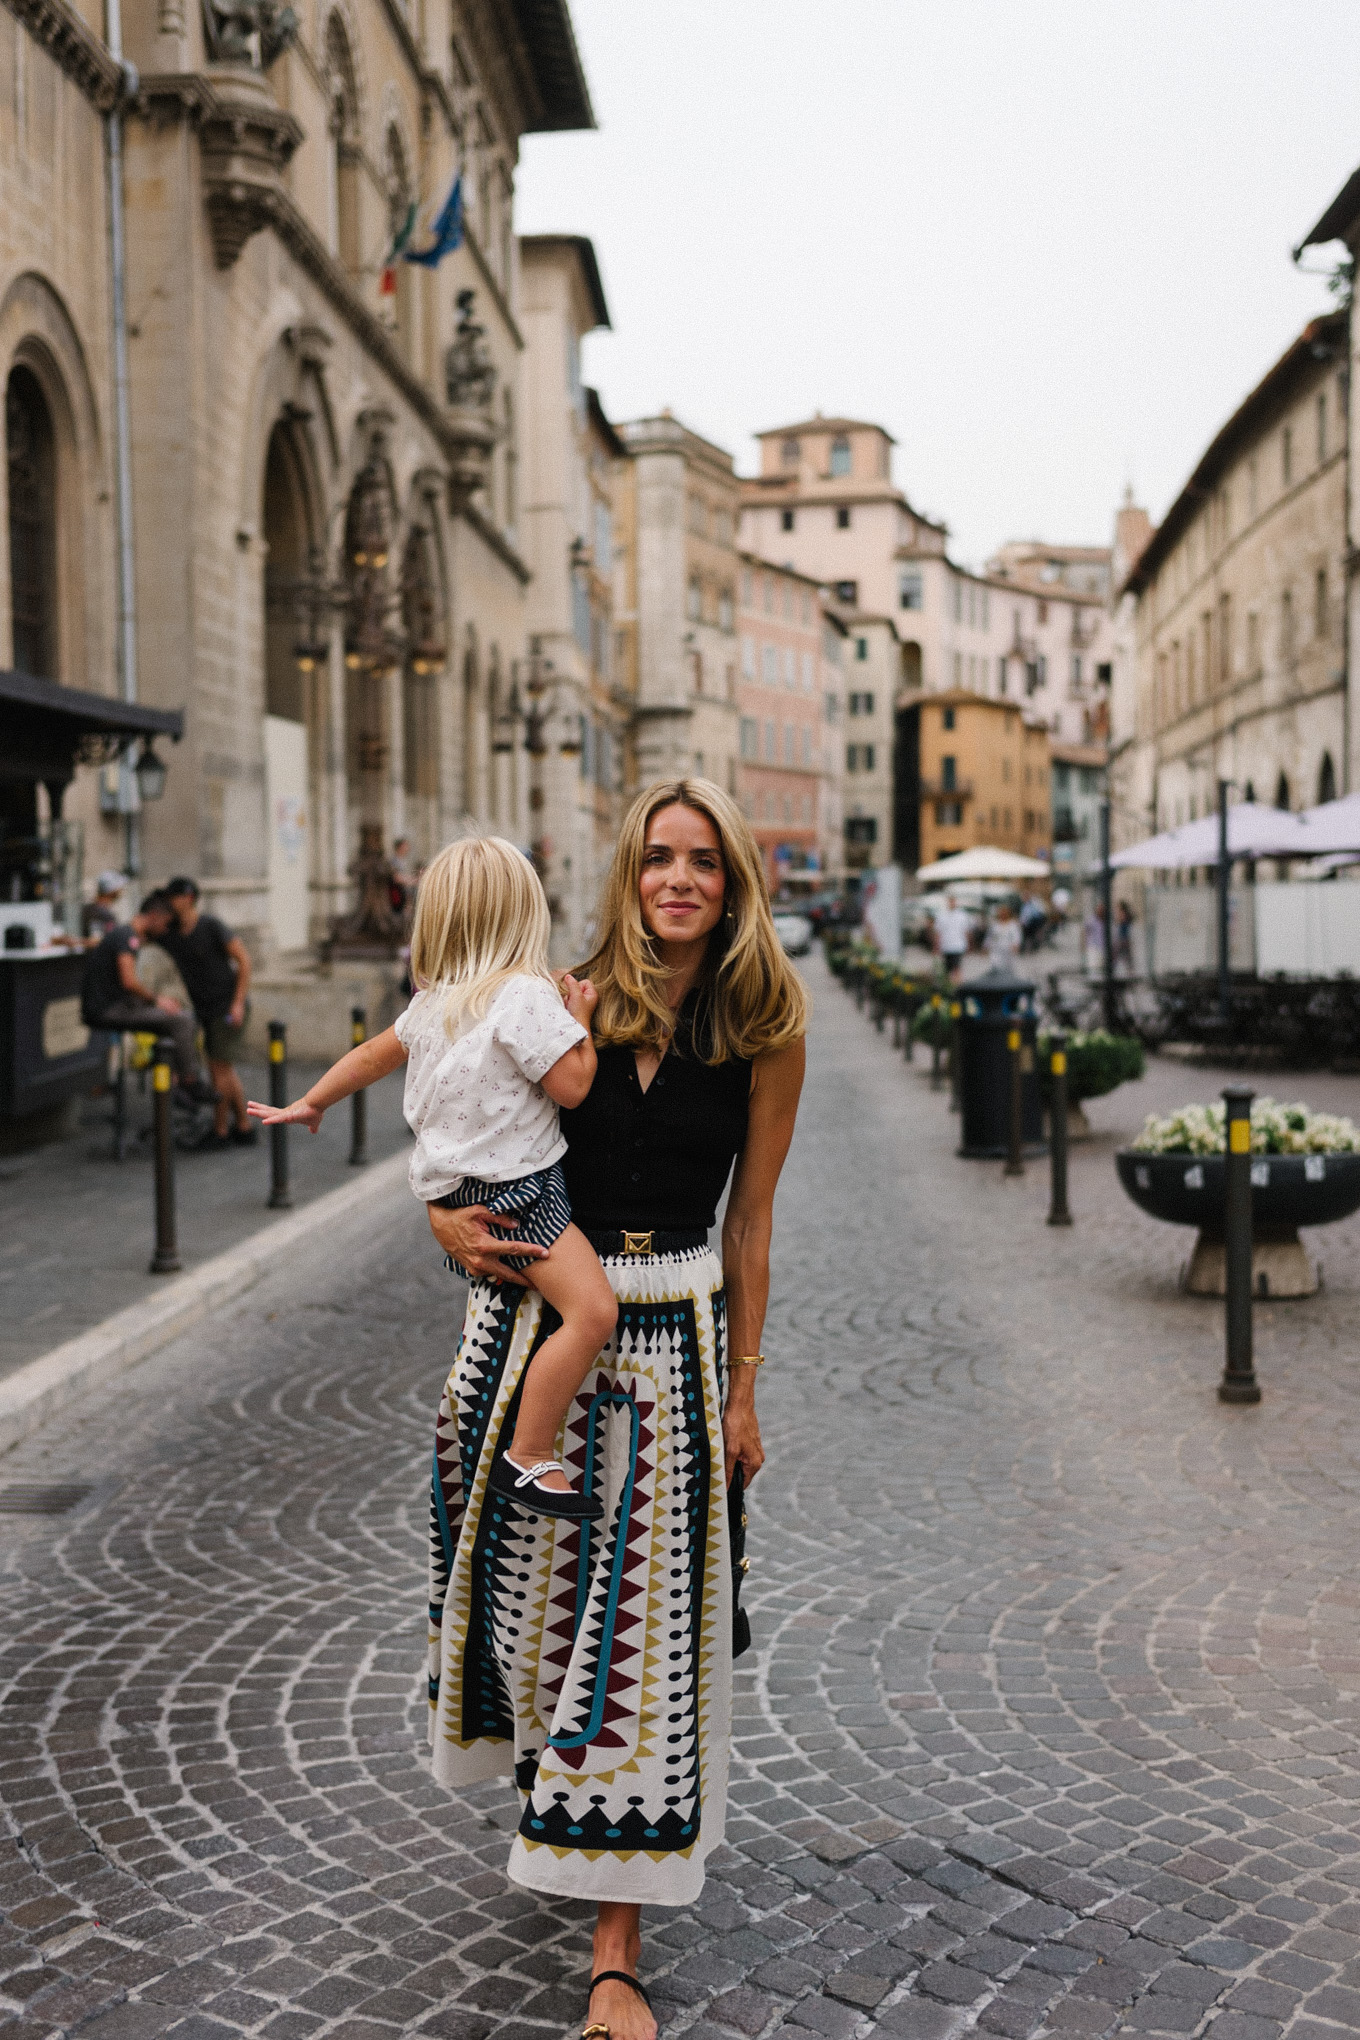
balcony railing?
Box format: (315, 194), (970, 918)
(917, 776), (974, 801)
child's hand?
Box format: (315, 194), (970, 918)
(560, 973), (598, 1029)
(246, 1097), (324, 1134)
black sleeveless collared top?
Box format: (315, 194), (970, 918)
(560, 999), (752, 1233)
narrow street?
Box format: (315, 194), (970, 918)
(3, 954), (1359, 2040)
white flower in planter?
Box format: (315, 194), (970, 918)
(1133, 1097), (1360, 1157)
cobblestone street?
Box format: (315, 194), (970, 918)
(4, 952), (1360, 2040)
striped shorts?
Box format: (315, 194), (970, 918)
(432, 1161), (572, 1281)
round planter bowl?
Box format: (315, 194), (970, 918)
(1116, 1149), (1360, 1230)
(1115, 1149), (1360, 1298)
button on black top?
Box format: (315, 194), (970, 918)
(561, 999), (752, 1232)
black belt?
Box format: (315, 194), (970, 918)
(585, 1228), (709, 1258)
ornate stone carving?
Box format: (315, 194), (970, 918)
(327, 823), (407, 957)
(6, 0), (123, 111)
(444, 290), (497, 412)
(200, 0), (298, 68)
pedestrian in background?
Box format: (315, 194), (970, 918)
(934, 891), (971, 981)
(80, 893), (214, 1099)
(986, 903), (1022, 965)
(157, 878), (256, 1150)
(82, 870), (126, 944)
(1114, 898), (1136, 973)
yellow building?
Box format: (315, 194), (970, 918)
(898, 689), (1050, 873)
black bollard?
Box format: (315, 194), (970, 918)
(903, 986), (915, 1062)
(1219, 1083), (1260, 1404)
(148, 1041), (182, 1274)
(930, 995), (944, 1090)
(267, 1020), (293, 1210)
(348, 1006), (368, 1167)
(948, 999), (962, 1112)
(1046, 1032), (1073, 1226)
(1004, 1025), (1025, 1177)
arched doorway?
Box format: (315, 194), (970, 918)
(1318, 752), (1337, 806)
(261, 421), (317, 951)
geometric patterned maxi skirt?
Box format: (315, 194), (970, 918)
(428, 1244), (732, 1906)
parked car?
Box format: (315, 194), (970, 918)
(772, 912), (814, 957)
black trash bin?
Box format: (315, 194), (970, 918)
(956, 964), (1046, 1159)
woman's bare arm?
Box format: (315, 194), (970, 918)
(720, 1036), (805, 1485)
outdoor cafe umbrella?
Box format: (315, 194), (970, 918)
(1109, 801), (1313, 869)
(916, 845), (1052, 883)
(1299, 790), (1360, 854)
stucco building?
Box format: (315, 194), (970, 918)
(739, 414), (1111, 874)
(735, 552), (844, 883)
(1111, 308), (1348, 849)
(2, 0), (594, 999)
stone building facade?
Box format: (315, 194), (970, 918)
(1, 1), (122, 882)
(735, 552), (844, 884)
(1111, 308), (1349, 847)
(518, 234), (623, 961)
(2, 0), (594, 989)
(612, 411), (740, 798)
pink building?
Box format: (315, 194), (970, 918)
(736, 553), (845, 887)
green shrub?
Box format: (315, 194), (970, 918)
(1038, 1029), (1144, 1104)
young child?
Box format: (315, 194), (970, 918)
(247, 836), (617, 1522)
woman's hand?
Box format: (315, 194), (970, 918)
(722, 1395), (765, 1489)
(426, 1200), (548, 1287)
(247, 1096), (323, 1133)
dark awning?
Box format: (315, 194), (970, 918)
(0, 669), (183, 791)
(0, 669), (183, 741)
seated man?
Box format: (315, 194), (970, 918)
(80, 892), (215, 1101)
(157, 877), (256, 1149)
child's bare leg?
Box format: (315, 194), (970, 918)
(508, 1224), (617, 1492)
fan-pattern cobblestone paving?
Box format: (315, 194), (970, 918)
(3, 953), (1360, 2040)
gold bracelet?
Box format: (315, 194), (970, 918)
(730, 1353), (765, 1367)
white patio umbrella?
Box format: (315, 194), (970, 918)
(1299, 790), (1360, 854)
(1109, 802), (1314, 869)
(916, 845), (1052, 883)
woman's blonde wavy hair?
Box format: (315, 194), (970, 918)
(580, 778), (809, 1063)
(409, 836), (556, 1037)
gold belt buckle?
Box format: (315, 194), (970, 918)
(622, 1229), (654, 1255)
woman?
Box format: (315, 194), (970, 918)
(426, 780), (806, 2040)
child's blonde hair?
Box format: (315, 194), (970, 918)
(409, 836), (556, 1036)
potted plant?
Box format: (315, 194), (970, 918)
(1038, 1029), (1145, 1138)
(1115, 1098), (1360, 1297)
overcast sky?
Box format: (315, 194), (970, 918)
(516, 1), (1360, 570)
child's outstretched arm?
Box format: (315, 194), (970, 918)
(246, 1025), (407, 1133)
(539, 974), (597, 1110)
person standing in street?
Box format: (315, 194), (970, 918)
(1114, 899), (1136, 973)
(80, 893), (215, 1099)
(425, 779), (806, 2040)
(934, 891), (971, 981)
(986, 903), (1022, 965)
(157, 878), (257, 1149)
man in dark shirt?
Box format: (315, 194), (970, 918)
(82, 870), (126, 944)
(158, 878), (255, 1148)
(80, 893), (214, 1097)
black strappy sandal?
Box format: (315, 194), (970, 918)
(488, 1454), (603, 1521)
(582, 1969), (653, 2038)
